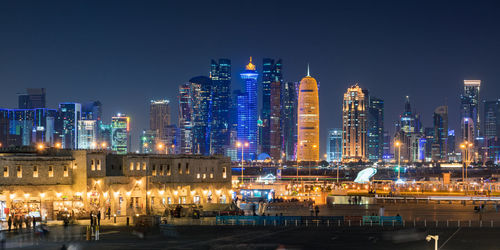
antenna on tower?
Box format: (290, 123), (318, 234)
(307, 63), (310, 77)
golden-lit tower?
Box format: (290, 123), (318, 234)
(341, 85), (367, 162)
(297, 65), (319, 162)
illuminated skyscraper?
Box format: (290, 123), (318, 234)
(326, 128), (342, 162)
(140, 129), (157, 154)
(210, 59), (232, 155)
(342, 85), (367, 162)
(77, 120), (97, 149)
(261, 58), (282, 155)
(189, 76), (212, 155)
(462, 117), (475, 143)
(269, 80), (281, 160)
(58, 103), (81, 149)
(111, 114), (130, 154)
(461, 80), (481, 137)
(149, 99), (170, 142)
(367, 97), (384, 162)
(237, 57), (258, 160)
(179, 83), (194, 154)
(281, 82), (298, 161)
(483, 99), (500, 139)
(297, 67), (319, 162)
(432, 106), (448, 161)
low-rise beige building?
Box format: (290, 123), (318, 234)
(0, 148), (232, 220)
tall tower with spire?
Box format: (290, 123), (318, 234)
(237, 57), (259, 160)
(297, 65), (320, 162)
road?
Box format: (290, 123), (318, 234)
(5, 225), (500, 249)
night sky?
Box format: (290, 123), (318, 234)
(1, 0), (500, 152)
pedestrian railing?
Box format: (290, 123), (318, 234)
(214, 215), (496, 228)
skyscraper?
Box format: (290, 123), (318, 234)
(149, 99), (170, 142)
(483, 99), (500, 139)
(111, 114), (130, 154)
(461, 80), (481, 138)
(462, 117), (475, 142)
(189, 76), (212, 155)
(237, 57), (258, 160)
(281, 82), (298, 161)
(261, 58), (282, 155)
(210, 59), (232, 155)
(297, 67), (319, 162)
(326, 128), (342, 162)
(367, 97), (384, 162)
(432, 106), (448, 161)
(82, 101), (103, 143)
(269, 80), (281, 160)
(140, 129), (157, 154)
(342, 85), (367, 162)
(18, 88), (46, 109)
(77, 120), (97, 149)
(178, 82), (194, 154)
(58, 103), (81, 149)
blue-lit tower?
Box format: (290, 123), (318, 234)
(237, 57), (259, 160)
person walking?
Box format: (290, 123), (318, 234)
(97, 211), (101, 226)
(314, 205), (319, 216)
(7, 216), (11, 232)
(32, 216), (36, 229)
(90, 211), (93, 227)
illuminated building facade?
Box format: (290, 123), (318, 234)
(190, 76), (212, 155)
(297, 68), (319, 162)
(179, 83), (194, 154)
(111, 114), (130, 154)
(342, 85), (367, 162)
(58, 103), (82, 149)
(81, 101), (103, 143)
(210, 59), (232, 155)
(483, 99), (500, 139)
(237, 57), (258, 160)
(432, 106), (448, 161)
(0, 108), (57, 147)
(261, 58), (282, 155)
(462, 117), (475, 142)
(326, 128), (342, 162)
(140, 129), (157, 154)
(461, 80), (481, 138)
(0, 149), (232, 220)
(77, 120), (97, 149)
(281, 82), (298, 161)
(269, 81), (281, 160)
(367, 97), (384, 162)
(149, 99), (170, 142)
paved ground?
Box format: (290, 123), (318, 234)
(3, 225), (500, 249)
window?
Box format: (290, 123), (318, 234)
(178, 163), (182, 174)
(3, 166), (8, 177)
(48, 166), (54, 177)
(159, 165), (164, 176)
(210, 173), (214, 179)
(197, 173), (200, 179)
(136, 162), (141, 170)
(186, 163), (190, 174)
(97, 160), (101, 170)
(203, 173), (206, 179)
(167, 165), (171, 176)
(64, 166), (69, 177)
(16, 166), (22, 178)
(91, 160), (95, 171)
(33, 166), (38, 178)
(222, 167), (227, 179)
(152, 165), (157, 176)
(142, 162), (147, 170)
(129, 162), (134, 171)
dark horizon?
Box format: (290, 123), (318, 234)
(1, 0), (500, 152)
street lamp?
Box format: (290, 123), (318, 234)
(54, 142), (62, 149)
(37, 143), (45, 150)
(426, 235), (439, 250)
(101, 142), (107, 149)
(157, 143), (166, 154)
(236, 142), (249, 185)
(395, 141), (401, 180)
(460, 141), (473, 192)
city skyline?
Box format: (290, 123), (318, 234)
(2, 1), (500, 153)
